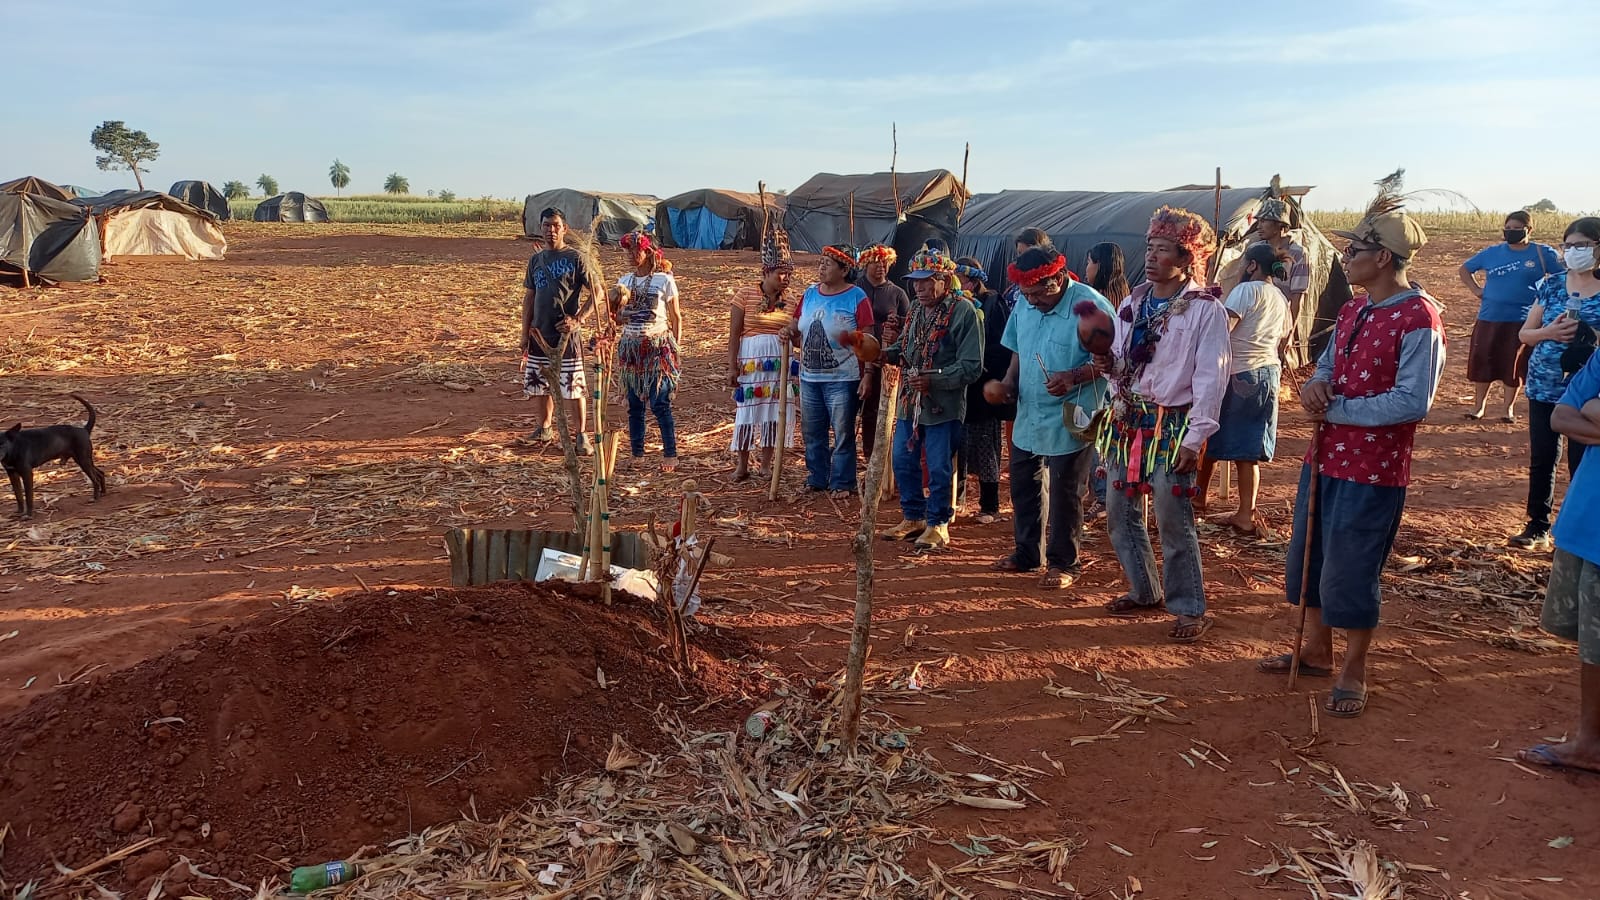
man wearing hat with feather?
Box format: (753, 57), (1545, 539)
(1099, 207), (1231, 643)
(1262, 172), (1445, 718)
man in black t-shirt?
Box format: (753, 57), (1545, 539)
(521, 208), (598, 453)
(855, 244), (911, 460)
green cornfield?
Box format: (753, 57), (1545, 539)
(230, 194), (523, 224)
(1311, 209), (1592, 235)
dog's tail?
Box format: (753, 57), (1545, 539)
(70, 393), (96, 433)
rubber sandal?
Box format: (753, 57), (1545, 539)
(1038, 568), (1076, 590)
(1168, 615), (1215, 644)
(992, 555), (1037, 573)
(1325, 685), (1368, 718)
(1256, 653), (1333, 678)
(1105, 594), (1161, 617)
(1516, 744), (1600, 775)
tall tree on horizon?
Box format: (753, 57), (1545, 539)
(222, 180), (251, 200)
(329, 159), (351, 197)
(256, 174), (279, 197)
(89, 120), (160, 191)
(383, 173), (410, 195)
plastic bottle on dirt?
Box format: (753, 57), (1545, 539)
(289, 861), (362, 893)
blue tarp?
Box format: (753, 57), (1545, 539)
(667, 206), (733, 250)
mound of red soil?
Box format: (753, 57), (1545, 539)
(0, 582), (753, 896)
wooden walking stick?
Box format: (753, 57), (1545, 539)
(841, 365), (901, 753)
(1287, 421), (1324, 692)
(768, 340), (793, 500)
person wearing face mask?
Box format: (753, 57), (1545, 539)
(1511, 217), (1600, 550)
(1099, 207), (1230, 643)
(1459, 211), (1563, 422)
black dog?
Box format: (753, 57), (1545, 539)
(2, 394), (107, 519)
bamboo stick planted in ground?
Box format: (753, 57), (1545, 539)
(769, 341), (792, 501)
(841, 365), (900, 752)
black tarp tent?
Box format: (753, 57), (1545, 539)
(254, 192), (331, 223)
(955, 187), (1350, 359)
(656, 189), (778, 250)
(169, 181), (231, 220)
(0, 176), (75, 202)
(783, 169), (968, 278)
(521, 189), (659, 244)
(1, 192), (101, 284)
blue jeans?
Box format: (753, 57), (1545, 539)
(626, 384), (676, 458)
(893, 418), (962, 525)
(1090, 450), (1107, 504)
(801, 379), (860, 491)
(1107, 466), (1206, 617)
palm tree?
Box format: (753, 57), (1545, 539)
(329, 159), (351, 197)
(222, 180), (251, 200)
(256, 174), (279, 197)
(383, 173), (409, 195)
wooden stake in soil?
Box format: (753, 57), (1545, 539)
(1288, 421), (1324, 692)
(768, 340), (792, 501)
(841, 365), (901, 752)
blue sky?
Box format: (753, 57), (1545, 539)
(11, 0), (1598, 214)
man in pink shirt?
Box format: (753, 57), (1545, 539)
(1098, 207), (1231, 643)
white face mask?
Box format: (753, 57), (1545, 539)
(1567, 246), (1598, 273)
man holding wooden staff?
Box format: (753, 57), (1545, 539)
(879, 249), (983, 551)
(520, 208), (597, 455)
(1264, 174), (1445, 718)
(991, 245), (1115, 588)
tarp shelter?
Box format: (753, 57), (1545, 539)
(783, 170), (968, 278)
(254, 192), (330, 223)
(656, 189), (778, 250)
(0, 192), (101, 284)
(76, 191), (227, 261)
(169, 181), (231, 220)
(521, 189), (659, 244)
(954, 187), (1350, 359)
(1, 177), (75, 202)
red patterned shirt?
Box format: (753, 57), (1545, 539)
(1306, 289), (1445, 487)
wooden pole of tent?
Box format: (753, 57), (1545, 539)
(957, 142), (971, 222)
(841, 365), (901, 753)
(890, 123), (902, 223)
(19, 266), (30, 289)
(848, 192), (856, 245)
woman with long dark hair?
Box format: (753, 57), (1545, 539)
(1512, 217), (1600, 549)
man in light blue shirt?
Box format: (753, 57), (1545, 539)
(1519, 350), (1600, 774)
(991, 245), (1115, 588)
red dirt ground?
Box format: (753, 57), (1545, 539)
(1, 223), (1594, 898)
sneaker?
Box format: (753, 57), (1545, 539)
(913, 523), (950, 550)
(523, 426), (556, 443)
(883, 519), (926, 541)
(575, 437), (594, 457)
(1508, 524), (1552, 550)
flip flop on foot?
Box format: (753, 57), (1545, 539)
(1256, 653), (1333, 678)
(1325, 685), (1368, 718)
(992, 554), (1037, 573)
(1464, 411), (1485, 421)
(1105, 594), (1161, 617)
(1517, 743), (1600, 775)
(1038, 567), (1076, 590)
(730, 469), (751, 483)
(1169, 616), (1214, 644)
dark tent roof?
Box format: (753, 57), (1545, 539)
(169, 181), (231, 220)
(956, 186), (1350, 358)
(76, 190), (215, 219)
(521, 189), (659, 244)
(254, 192), (331, 223)
(0, 192), (101, 284)
(783, 169), (968, 278)
(656, 189), (780, 250)
(0, 177), (75, 202)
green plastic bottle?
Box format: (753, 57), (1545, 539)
(289, 861), (360, 893)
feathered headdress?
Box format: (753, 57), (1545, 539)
(761, 218), (794, 274)
(1147, 206), (1216, 276)
(858, 244), (897, 266)
(1331, 169), (1429, 260)
(620, 230), (671, 273)
(822, 244), (859, 270)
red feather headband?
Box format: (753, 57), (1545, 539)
(1007, 253), (1068, 288)
(858, 244), (897, 266)
(822, 245), (858, 268)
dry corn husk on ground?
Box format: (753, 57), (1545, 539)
(298, 678), (1077, 899)
(1247, 828), (1430, 900)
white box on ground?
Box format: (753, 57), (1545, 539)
(534, 548), (659, 601)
